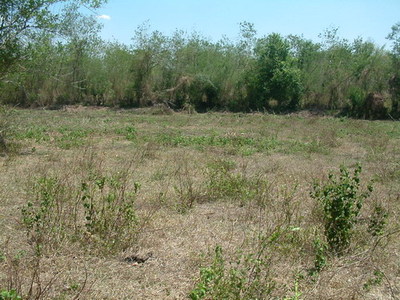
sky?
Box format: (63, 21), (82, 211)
(94, 0), (400, 49)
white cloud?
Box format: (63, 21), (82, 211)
(97, 14), (111, 20)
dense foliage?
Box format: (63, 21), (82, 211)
(1, 4), (399, 117)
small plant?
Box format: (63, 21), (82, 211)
(21, 176), (68, 253)
(206, 159), (245, 200)
(115, 125), (137, 141)
(283, 278), (303, 300)
(368, 204), (388, 237)
(311, 164), (373, 255)
(0, 289), (22, 300)
(173, 160), (202, 213)
(311, 238), (328, 275)
(205, 160), (253, 203)
(189, 232), (278, 300)
(205, 159), (273, 207)
(363, 269), (384, 292)
(55, 127), (90, 149)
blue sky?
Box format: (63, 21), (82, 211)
(94, 0), (400, 48)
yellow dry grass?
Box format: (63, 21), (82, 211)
(0, 108), (399, 299)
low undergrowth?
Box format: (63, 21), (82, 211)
(21, 158), (140, 256)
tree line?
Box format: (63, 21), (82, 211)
(1, 1), (400, 118)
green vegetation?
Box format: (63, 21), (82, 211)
(1, 2), (400, 118)
(21, 161), (140, 255)
(311, 164), (373, 255)
(0, 289), (22, 300)
(189, 242), (276, 300)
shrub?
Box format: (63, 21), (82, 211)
(311, 164), (373, 255)
(21, 168), (140, 255)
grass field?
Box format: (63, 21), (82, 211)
(1, 107), (399, 299)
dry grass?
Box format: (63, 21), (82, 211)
(0, 108), (399, 299)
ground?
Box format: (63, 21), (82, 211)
(0, 107), (399, 299)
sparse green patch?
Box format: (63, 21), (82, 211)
(55, 127), (91, 149)
(115, 125), (137, 141)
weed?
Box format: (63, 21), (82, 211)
(310, 238), (328, 276)
(0, 289), (22, 300)
(205, 159), (276, 207)
(81, 173), (140, 252)
(14, 126), (50, 142)
(311, 164), (373, 255)
(21, 165), (140, 255)
(21, 176), (69, 253)
(115, 125), (137, 141)
(283, 278), (303, 300)
(363, 269), (384, 292)
(55, 127), (90, 149)
(173, 159), (203, 213)
(206, 160), (251, 203)
(189, 240), (276, 300)
(368, 204), (388, 237)
(0, 241), (64, 300)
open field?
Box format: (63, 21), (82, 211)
(1, 107), (400, 299)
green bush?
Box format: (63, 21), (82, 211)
(311, 164), (373, 255)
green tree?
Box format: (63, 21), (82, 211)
(0, 0), (106, 78)
(387, 22), (400, 116)
(288, 35), (321, 108)
(249, 33), (302, 111)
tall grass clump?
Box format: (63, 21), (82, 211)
(205, 159), (272, 207)
(0, 106), (17, 154)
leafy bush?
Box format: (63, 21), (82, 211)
(311, 164), (373, 255)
